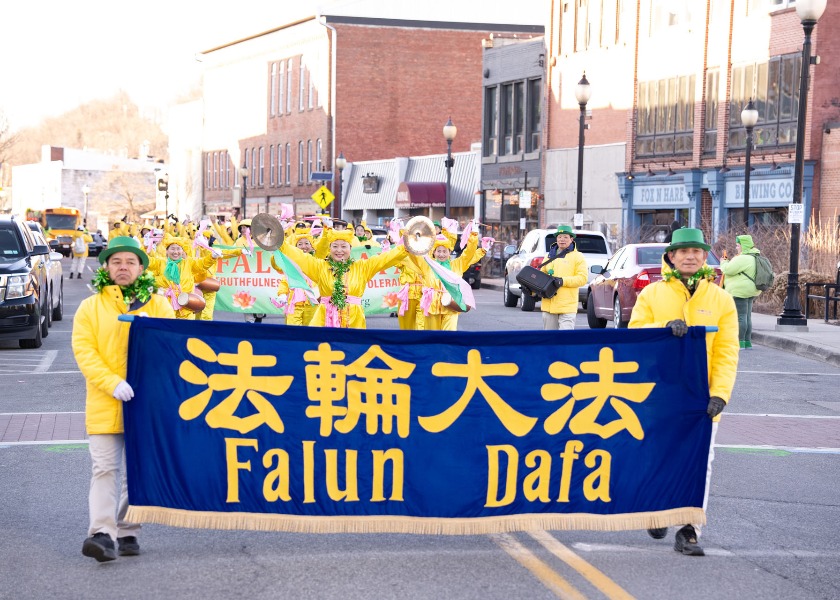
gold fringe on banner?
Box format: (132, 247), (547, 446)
(126, 506), (705, 535)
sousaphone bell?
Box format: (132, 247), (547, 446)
(250, 213), (286, 251)
(403, 216), (435, 256)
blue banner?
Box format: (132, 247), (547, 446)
(124, 319), (712, 534)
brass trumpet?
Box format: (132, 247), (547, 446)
(250, 213), (286, 251)
(403, 216), (435, 256)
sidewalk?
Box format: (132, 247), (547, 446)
(481, 277), (840, 367)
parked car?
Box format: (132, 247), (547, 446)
(88, 232), (107, 256)
(0, 215), (56, 348)
(586, 243), (723, 329)
(503, 228), (612, 311)
(26, 223), (65, 323)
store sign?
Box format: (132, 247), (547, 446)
(724, 178), (794, 207)
(632, 184), (689, 208)
(519, 191), (532, 209)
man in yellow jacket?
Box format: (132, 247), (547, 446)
(69, 226), (93, 279)
(72, 236), (175, 562)
(539, 225), (588, 330)
(629, 227), (739, 557)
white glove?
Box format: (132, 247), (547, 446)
(241, 248), (252, 257)
(277, 294), (288, 306)
(210, 247), (223, 259)
(113, 381), (134, 402)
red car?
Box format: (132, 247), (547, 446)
(586, 243), (722, 329)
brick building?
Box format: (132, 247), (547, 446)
(194, 3), (543, 221)
(545, 0), (840, 243)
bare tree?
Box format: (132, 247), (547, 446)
(88, 170), (156, 224)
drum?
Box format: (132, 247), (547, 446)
(196, 277), (221, 292)
(177, 292), (207, 313)
(441, 291), (469, 313)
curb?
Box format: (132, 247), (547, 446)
(751, 332), (840, 368)
(484, 280), (840, 366)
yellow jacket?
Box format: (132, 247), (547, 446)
(539, 245), (588, 314)
(71, 231), (93, 258)
(72, 287), (174, 434)
(629, 261), (739, 412)
(281, 241), (409, 328)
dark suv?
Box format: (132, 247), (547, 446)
(0, 215), (54, 348)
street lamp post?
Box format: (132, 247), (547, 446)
(239, 165), (249, 219)
(778, 0), (826, 329)
(81, 184), (90, 226)
(443, 118), (457, 217)
(574, 73), (591, 230)
(158, 173), (170, 219)
(740, 99), (759, 229)
(335, 151), (347, 220)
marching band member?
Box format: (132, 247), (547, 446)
(418, 230), (481, 331)
(270, 231), (320, 326)
(279, 228), (408, 329)
(146, 236), (243, 320)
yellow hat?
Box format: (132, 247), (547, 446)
(328, 229), (355, 245)
(164, 235), (192, 256)
(295, 233), (315, 248)
(431, 234), (454, 253)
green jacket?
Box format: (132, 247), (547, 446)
(721, 249), (761, 298)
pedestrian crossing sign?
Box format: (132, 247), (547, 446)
(311, 185), (335, 209)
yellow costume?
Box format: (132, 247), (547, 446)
(147, 236), (241, 319)
(413, 232), (480, 331)
(280, 230), (408, 328)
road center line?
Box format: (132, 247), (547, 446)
(528, 531), (635, 600)
(491, 533), (587, 600)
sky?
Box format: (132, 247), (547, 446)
(1, 0), (547, 133)
(0, 0), (319, 131)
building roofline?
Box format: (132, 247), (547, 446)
(325, 15), (543, 33)
(199, 15), (317, 55)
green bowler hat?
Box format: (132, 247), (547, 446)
(98, 236), (149, 268)
(555, 224), (576, 238)
(665, 228), (710, 252)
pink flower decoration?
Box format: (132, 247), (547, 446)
(232, 290), (257, 309)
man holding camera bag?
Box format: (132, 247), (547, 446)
(538, 224), (588, 330)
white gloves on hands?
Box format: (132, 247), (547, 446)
(113, 381), (134, 402)
(210, 248), (223, 259)
(241, 248), (252, 257)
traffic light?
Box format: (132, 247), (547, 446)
(157, 178), (169, 192)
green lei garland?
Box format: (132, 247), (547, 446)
(91, 267), (156, 306)
(663, 264), (716, 289)
(326, 257), (354, 310)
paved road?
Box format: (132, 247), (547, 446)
(1, 264), (839, 599)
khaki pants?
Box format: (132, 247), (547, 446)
(88, 434), (140, 542)
(71, 256), (86, 276)
(542, 312), (576, 330)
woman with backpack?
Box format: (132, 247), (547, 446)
(69, 226), (93, 280)
(721, 234), (766, 349)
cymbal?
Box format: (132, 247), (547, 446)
(404, 216), (435, 255)
(250, 213), (285, 251)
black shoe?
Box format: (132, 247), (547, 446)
(82, 532), (116, 562)
(118, 536), (140, 556)
(674, 525), (705, 556)
(647, 527), (668, 539)
(69, 273), (74, 279)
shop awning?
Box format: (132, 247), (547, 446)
(395, 182), (446, 209)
